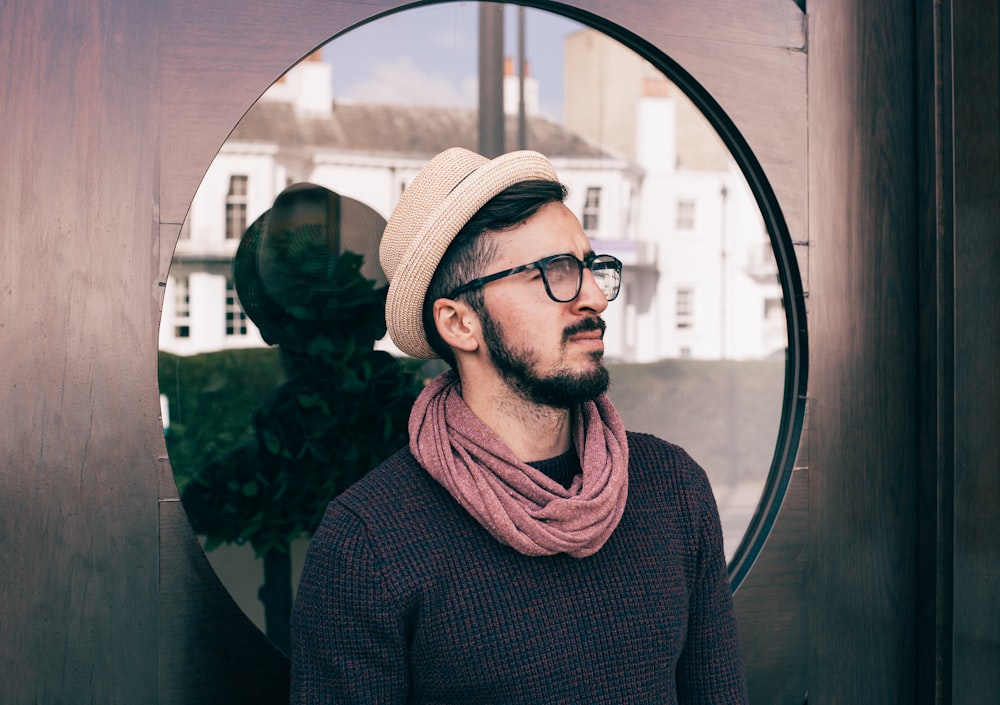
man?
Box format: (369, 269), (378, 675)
(290, 147), (749, 704)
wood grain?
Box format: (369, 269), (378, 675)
(950, 1), (1000, 702)
(159, 500), (290, 704)
(734, 468), (809, 704)
(807, 2), (920, 703)
(0, 1), (162, 702)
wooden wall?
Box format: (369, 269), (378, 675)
(0, 3), (162, 702)
(808, 2), (919, 702)
(942, 1), (1000, 702)
(0, 0), (996, 703)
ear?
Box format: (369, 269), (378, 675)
(432, 297), (480, 354)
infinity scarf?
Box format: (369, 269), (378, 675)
(409, 371), (629, 558)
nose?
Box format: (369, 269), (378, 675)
(574, 266), (610, 314)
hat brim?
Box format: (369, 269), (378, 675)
(233, 210), (287, 344)
(383, 150), (558, 358)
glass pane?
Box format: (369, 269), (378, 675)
(158, 1), (791, 652)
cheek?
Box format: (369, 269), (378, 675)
(504, 302), (551, 332)
(495, 309), (530, 344)
(485, 289), (562, 345)
(514, 314), (566, 359)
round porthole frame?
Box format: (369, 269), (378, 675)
(164, 0), (809, 601)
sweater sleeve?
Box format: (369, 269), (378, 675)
(675, 466), (750, 705)
(290, 501), (410, 705)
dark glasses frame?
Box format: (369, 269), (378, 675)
(446, 252), (623, 303)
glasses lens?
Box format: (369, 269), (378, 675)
(543, 255), (583, 301)
(591, 255), (622, 301)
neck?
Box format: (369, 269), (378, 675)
(459, 374), (574, 463)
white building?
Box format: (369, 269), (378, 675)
(161, 41), (784, 364)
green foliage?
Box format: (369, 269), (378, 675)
(159, 347), (285, 491)
(178, 348), (420, 557)
(161, 251), (423, 558)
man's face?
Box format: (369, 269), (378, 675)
(476, 201), (611, 408)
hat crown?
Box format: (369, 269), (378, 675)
(379, 148), (560, 359)
(380, 147), (486, 281)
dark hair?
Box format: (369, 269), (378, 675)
(422, 179), (569, 365)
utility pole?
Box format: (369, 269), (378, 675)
(517, 5), (526, 150)
(478, 3), (505, 157)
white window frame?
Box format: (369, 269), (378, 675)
(676, 198), (696, 230)
(174, 276), (191, 338)
(225, 277), (247, 337)
(225, 174), (248, 240)
(676, 286), (694, 330)
(582, 186), (601, 232)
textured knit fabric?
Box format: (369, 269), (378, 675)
(290, 432), (749, 704)
(409, 370), (629, 558)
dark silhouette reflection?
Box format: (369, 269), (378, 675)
(179, 183), (420, 653)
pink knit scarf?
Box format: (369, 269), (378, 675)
(409, 371), (629, 558)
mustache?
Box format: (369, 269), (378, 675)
(562, 317), (606, 341)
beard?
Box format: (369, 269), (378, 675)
(479, 307), (610, 409)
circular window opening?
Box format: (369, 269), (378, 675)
(158, 1), (806, 652)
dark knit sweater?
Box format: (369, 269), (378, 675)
(290, 431), (748, 704)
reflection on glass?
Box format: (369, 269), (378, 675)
(161, 183), (420, 653)
(158, 2), (786, 649)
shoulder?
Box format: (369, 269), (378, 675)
(625, 430), (695, 463)
(625, 431), (710, 489)
(308, 447), (483, 587)
(623, 431), (718, 524)
(334, 446), (437, 512)
(318, 446), (458, 537)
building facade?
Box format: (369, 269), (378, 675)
(161, 41), (783, 364)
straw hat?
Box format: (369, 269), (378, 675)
(234, 182), (387, 347)
(380, 147), (559, 358)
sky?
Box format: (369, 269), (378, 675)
(320, 3), (586, 121)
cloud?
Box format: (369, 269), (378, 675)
(342, 57), (476, 108)
(429, 25), (476, 55)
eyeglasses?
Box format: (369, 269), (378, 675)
(447, 252), (623, 303)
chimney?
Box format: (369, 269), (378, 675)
(503, 56), (538, 116)
(260, 51), (332, 117)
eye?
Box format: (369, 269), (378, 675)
(525, 265), (545, 280)
(545, 256), (578, 280)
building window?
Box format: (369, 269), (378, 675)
(174, 276), (190, 338)
(676, 198), (695, 230)
(225, 175), (248, 240)
(676, 287), (694, 329)
(225, 277), (247, 336)
(582, 187), (601, 231)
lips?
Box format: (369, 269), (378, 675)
(563, 317), (606, 344)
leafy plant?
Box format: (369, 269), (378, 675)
(161, 249), (423, 652)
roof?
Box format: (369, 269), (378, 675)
(229, 101), (612, 160)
